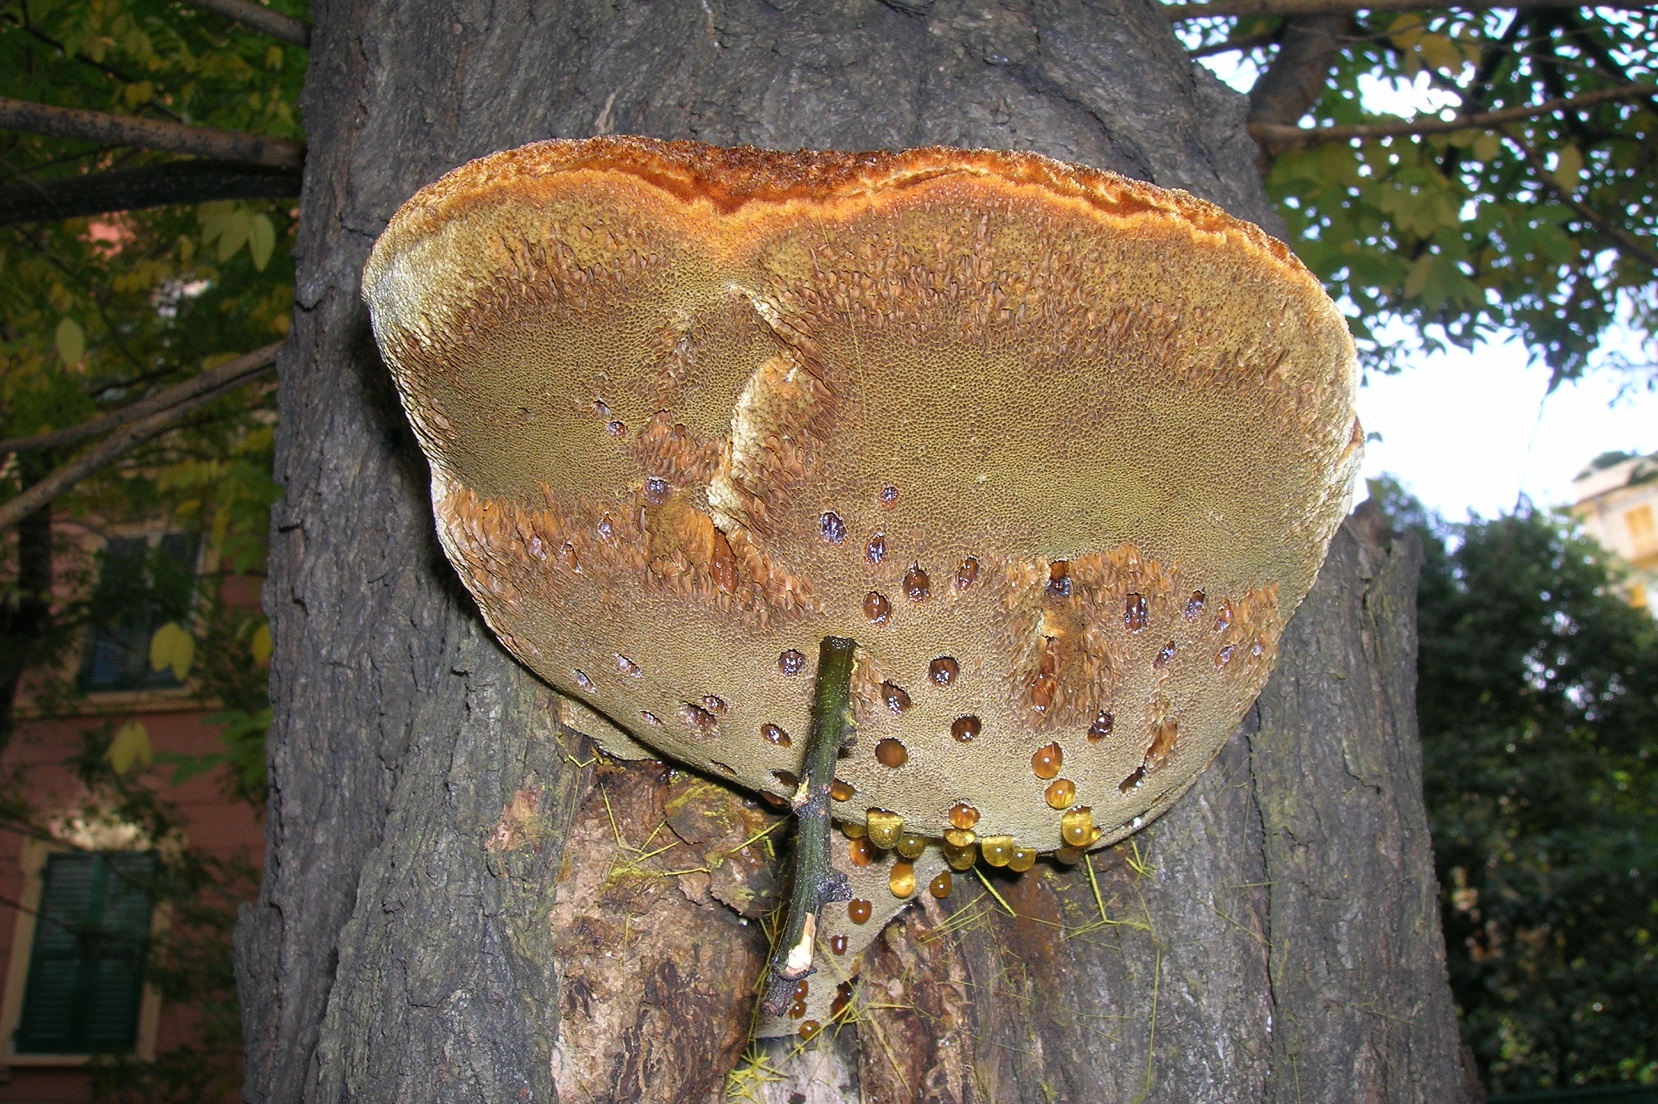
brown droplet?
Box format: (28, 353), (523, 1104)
(889, 861), (916, 898)
(1054, 845), (1084, 864)
(1045, 778), (1076, 809)
(762, 723), (791, 748)
(1008, 847), (1037, 872)
(1061, 806), (1095, 847)
(944, 840), (977, 870)
(557, 542), (579, 571)
(790, 999), (806, 1019)
(842, 821), (867, 839)
(830, 778), (855, 801)
(955, 556), (980, 590)
(615, 654), (641, 676)
(951, 715), (981, 742)
(881, 682), (912, 714)
(1154, 641), (1176, 669)
(1031, 742), (1062, 780)
(1185, 590), (1206, 620)
(710, 761), (737, 777)
(1046, 560), (1072, 597)
(593, 399), (611, 418)
(772, 769), (799, 790)
(863, 592), (891, 624)
(980, 836), (1014, 867)
(880, 484), (899, 508)
(865, 532), (887, 565)
(778, 648), (807, 675)
(1119, 765), (1147, 794)
(1030, 637), (1058, 713)
(903, 564), (931, 602)
(799, 1020), (821, 1040)
(793, 979), (809, 1001)
(1214, 602), (1234, 632)
(820, 511), (847, 544)
(644, 476), (669, 503)
(830, 933), (849, 955)
(1216, 643), (1236, 667)
(759, 790), (788, 809)
(573, 670), (594, 691)
(527, 534), (546, 560)
(848, 898), (872, 924)
(702, 694), (727, 714)
(929, 656), (959, 686)
(929, 871), (953, 898)
(1088, 711), (1114, 741)
(605, 419), (626, 436)
(1148, 718), (1179, 766)
(597, 514), (615, 542)
(895, 832), (926, 859)
(683, 703), (718, 734)
(830, 982), (852, 1018)
(848, 837), (874, 867)
(948, 802), (980, 830)
(710, 529), (738, 593)
(1124, 593), (1148, 631)
(875, 738), (908, 768)
(641, 711), (662, 726)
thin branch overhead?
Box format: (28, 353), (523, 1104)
(1249, 82), (1658, 153)
(0, 343), (283, 532)
(1166, 0), (1655, 19)
(0, 98), (304, 171)
(183, 0), (311, 47)
(0, 160), (301, 226)
(1504, 132), (1658, 270)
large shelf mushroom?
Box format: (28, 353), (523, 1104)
(363, 136), (1361, 1037)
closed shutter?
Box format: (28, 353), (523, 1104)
(14, 851), (155, 1054)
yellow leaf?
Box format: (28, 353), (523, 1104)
(148, 621), (196, 681)
(217, 210), (253, 261)
(249, 214), (277, 272)
(1403, 253), (1435, 299)
(251, 622), (274, 666)
(55, 317), (85, 367)
(1418, 33), (1463, 74)
(107, 721), (153, 775)
(1553, 145), (1583, 193)
(1388, 13), (1423, 50)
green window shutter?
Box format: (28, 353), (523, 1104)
(14, 851), (156, 1054)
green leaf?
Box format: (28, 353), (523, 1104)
(249, 213), (277, 272)
(1403, 253), (1436, 299)
(107, 721), (153, 775)
(54, 317), (85, 367)
(1553, 145), (1584, 194)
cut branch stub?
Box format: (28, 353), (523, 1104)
(362, 135), (1359, 894)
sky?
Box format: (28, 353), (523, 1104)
(1191, 54), (1656, 523)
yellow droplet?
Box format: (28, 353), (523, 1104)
(944, 840), (977, 871)
(842, 820), (867, 839)
(948, 802), (979, 830)
(929, 871), (953, 898)
(1044, 778), (1076, 809)
(942, 827), (977, 848)
(1053, 845), (1084, 864)
(1060, 806), (1095, 848)
(1008, 847), (1037, 872)
(980, 835), (1014, 867)
(895, 832), (926, 859)
(889, 861), (916, 898)
(865, 808), (903, 850)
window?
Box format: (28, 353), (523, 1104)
(1626, 504), (1657, 557)
(79, 533), (199, 692)
(11, 851), (156, 1055)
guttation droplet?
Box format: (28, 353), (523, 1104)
(1125, 593), (1148, 631)
(1119, 765), (1147, 793)
(641, 711), (662, 726)
(1215, 603), (1234, 632)
(1046, 560), (1072, 597)
(889, 861), (916, 898)
(778, 648), (807, 675)
(904, 565), (931, 602)
(929, 656), (960, 687)
(848, 837), (874, 866)
(799, 1020), (820, 1040)
(951, 715), (981, 742)
(830, 933), (849, 955)
(929, 871), (953, 898)
(1045, 778), (1076, 809)
(820, 511), (847, 544)
(762, 723), (791, 748)
(1216, 644), (1236, 667)
(702, 694), (727, 715)
(772, 769), (798, 790)
(863, 592), (891, 624)
(1154, 641), (1176, 669)
(605, 419), (626, 436)
(616, 654), (641, 676)
(881, 681), (912, 714)
(875, 738), (908, 768)
(949, 802), (980, 830)
(1088, 711), (1114, 741)
(848, 898), (873, 924)
(880, 484), (899, 507)
(955, 556), (980, 590)
(573, 670), (594, 691)
(830, 778), (855, 801)
(866, 533), (887, 565)
(1185, 590), (1206, 620)
(644, 476), (669, 503)
(1031, 742), (1063, 780)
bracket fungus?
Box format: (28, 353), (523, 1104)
(363, 136), (1362, 1037)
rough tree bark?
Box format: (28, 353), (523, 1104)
(235, 2), (1473, 1101)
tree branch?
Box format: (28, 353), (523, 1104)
(1166, 0), (1655, 20)
(0, 160), (300, 226)
(182, 0), (311, 47)
(1249, 82), (1658, 153)
(0, 343), (282, 531)
(1247, 13), (1353, 127)
(1190, 27), (1280, 57)
(1504, 131), (1658, 269)
(0, 98), (304, 171)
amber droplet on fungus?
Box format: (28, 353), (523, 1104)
(1031, 742), (1062, 780)
(848, 899), (872, 924)
(929, 871), (953, 898)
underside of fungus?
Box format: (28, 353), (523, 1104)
(363, 136), (1362, 1039)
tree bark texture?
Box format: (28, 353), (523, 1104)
(239, 2), (1470, 1102)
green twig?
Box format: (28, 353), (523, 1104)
(760, 635), (855, 1016)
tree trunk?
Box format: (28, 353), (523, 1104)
(236, 2), (1472, 1101)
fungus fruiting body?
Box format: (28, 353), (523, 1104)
(363, 135), (1361, 1037)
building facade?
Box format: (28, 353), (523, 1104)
(1570, 450), (1658, 612)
